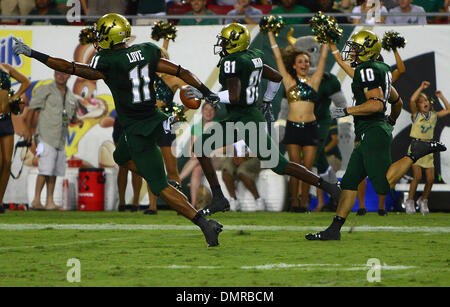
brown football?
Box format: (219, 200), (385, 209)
(179, 85), (201, 109)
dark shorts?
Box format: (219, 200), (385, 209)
(113, 122), (169, 195)
(282, 120), (319, 146)
(341, 126), (392, 195)
(0, 115), (14, 137)
(157, 131), (176, 147)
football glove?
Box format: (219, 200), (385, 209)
(261, 100), (275, 122)
(331, 107), (349, 119)
(12, 37), (32, 57)
(385, 115), (396, 126)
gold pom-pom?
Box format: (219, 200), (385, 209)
(259, 16), (285, 37)
(79, 26), (98, 45)
(309, 11), (343, 44)
(382, 31), (407, 51)
(151, 21), (177, 42)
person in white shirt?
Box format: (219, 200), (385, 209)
(351, 0), (388, 24)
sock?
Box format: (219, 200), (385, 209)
(192, 211), (208, 228)
(211, 185), (224, 199)
(328, 216), (346, 232)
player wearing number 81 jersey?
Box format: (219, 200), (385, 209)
(185, 23), (342, 216)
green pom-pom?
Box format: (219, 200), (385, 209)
(382, 31), (406, 51)
(309, 11), (343, 44)
(151, 21), (177, 42)
(79, 27), (98, 45)
(259, 16), (285, 37)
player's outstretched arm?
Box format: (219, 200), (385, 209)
(156, 58), (217, 103)
(387, 86), (403, 125)
(391, 49), (405, 83)
(331, 87), (384, 118)
(12, 37), (105, 80)
(329, 42), (354, 78)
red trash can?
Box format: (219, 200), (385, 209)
(78, 168), (105, 211)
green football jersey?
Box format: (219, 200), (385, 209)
(351, 61), (392, 138)
(315, 72), (341, 122)
(219, 49), (265, 111)
(90, 42), (165, 131)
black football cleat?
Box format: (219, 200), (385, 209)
(201, 219), (223, 247)
(378, 209), (388, 216)
(118, 204), (127, 212)
(201, 196), (230, 216)
(356, 208), (367, 216)
(305, 229), (341, 241)
(409, 139), (447, 162)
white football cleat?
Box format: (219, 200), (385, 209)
(255, 198), (266, 212)
(417, 197), (429, 215)
(404, 199), (416, 214)
(229, 198), (240, 212)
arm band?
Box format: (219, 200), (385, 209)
(263, 81), (281, 102)
(176, 65), (182, 77)
(71, 62), (76, 75)
(390, 95), (401, 104)
(369, 97), (385, 103)
(30, 50), (49, 64)
(218, 90), (230, 104)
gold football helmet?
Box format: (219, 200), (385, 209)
(341, 30), (381, 66)
(214, 23), (250, 57)
(95, 13), (131, 50)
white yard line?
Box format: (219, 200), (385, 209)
(0, 223), (449, 233)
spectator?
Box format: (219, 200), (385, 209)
(351, 0), (388, 24)
(221, 140), (264, 211)
(79, 0), (128, 16)
(333, 0), (354, 12)
(225, 0), (263, 24)
(1, 0), (35, 24)
(179, 102), (218, 209)
(316, 0), (349, 24)
(25, 71), (80, 210)
(413, 0), (448, 23)
(178, 0), (221, 25)
(270, 0), (311, 24)
(404, 82), (450, 214)
(130, 0), (167, 25)
(386, 0), (427, 24)
(25, 0), (67, 25)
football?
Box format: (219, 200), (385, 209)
(179, 85), (201, 109)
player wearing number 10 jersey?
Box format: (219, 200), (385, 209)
(184, 23), (342, 216)
(12, 13), (224, 247)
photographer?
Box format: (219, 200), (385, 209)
(25, 71), (80, 210)
(0, 63), (30, 214)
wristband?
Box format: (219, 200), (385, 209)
(271, 44), (278, 49)
(71, 62), (76, 75)
(31, 50), (49, 64)
(369, 97), (385, 103)
(176, 65), (182, 77)
(332, 50), (340, 55)
(198, 84), (211, 97)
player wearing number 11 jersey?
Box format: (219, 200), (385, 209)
(12, 13), (224, 247)
(185, 23), (342, 216)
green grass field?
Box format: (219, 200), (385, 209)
(0, 210), (449, 287)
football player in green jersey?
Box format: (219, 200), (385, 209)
(184, 23), (342, 216)
(306, 30), (446, 241)
(12, 13), (223, 247)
